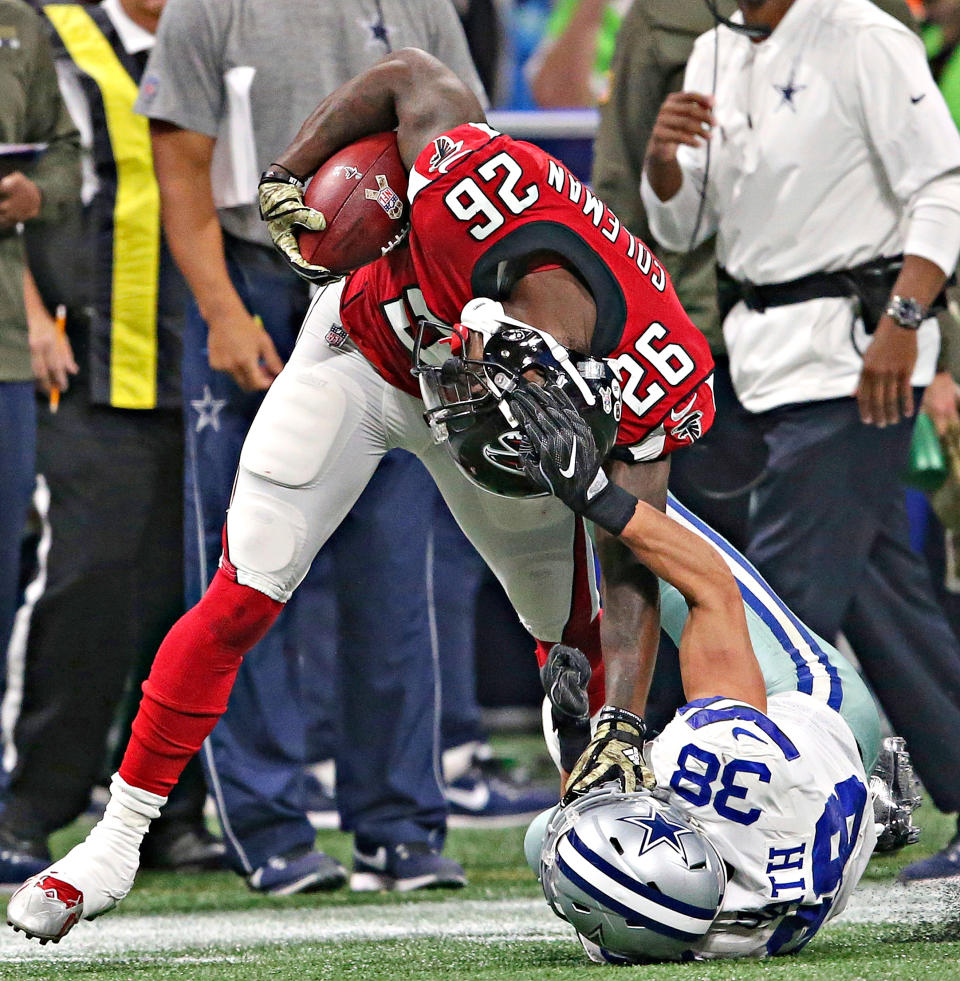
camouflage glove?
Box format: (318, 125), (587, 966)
(257, 170), (333, 282)
(562, 705), (655, 805)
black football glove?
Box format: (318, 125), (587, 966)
(508, 384), (638, 536)
(540, 644), (592, 774)
(562, 705), (655, 805)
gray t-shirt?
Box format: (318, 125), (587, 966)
(136, 0), (485, 245)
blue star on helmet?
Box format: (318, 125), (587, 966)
(583, 923), (606, 947)
(619, 811), (693, 858)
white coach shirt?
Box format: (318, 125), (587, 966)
(641, 0), (960, 413)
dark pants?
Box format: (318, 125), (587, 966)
(185, 237), (446, 872)
(431, 489), (489, 752)
(746, 395), (960, 814)
(0, 382), (35, 713)
(668, 357), (761, 553)
(2, 377), (206, 838)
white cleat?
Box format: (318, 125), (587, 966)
(7, 872), (88, 943)
(7, 773), (161, 944)
(7, 837), (136, 943)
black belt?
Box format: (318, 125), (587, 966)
(716, 254), (947, 333)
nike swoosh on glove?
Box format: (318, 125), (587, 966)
(257, 173), (335, 283)
(508, 384), (638, 536)
(562, 705), (656, 805)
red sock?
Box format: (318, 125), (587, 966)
(119, 569), (283, 796)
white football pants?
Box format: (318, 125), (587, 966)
(224, 280), (601, 646)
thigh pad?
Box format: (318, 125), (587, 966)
(239, 363), (362, 489)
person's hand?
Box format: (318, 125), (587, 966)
(28, 303), (77, 395)
(257, 173), (333, 282)
(645, 91), (715, 167)
(509, 383), (603, 497)
(541, 644), (592, 775)
(507, 383), (637, 536)
(206, 308), (284, 391)
(921, 371), (960, 437)
(0, 172), (42, 229)
(562, 706), (655, 805)
(855, 316), (918, 426)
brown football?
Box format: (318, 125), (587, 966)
(297, 131), (408, 274)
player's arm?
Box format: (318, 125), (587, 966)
(259, 48), (484, 279)
(616, 500), (765, 710)
(509, 384), (766, 710)
(274, 48), (483, 179)
(495, 270), (672, 796)
(594, 459), (668, 719)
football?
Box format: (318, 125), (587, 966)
(297, 131), (408, 274)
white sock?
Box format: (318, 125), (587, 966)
(77, 774), (167, 907)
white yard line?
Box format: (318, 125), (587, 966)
(1, 880), (957, 964)
(834, 879), (960, 926)
(1, 898), (568, 963)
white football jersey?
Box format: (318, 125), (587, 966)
(648, 691), (876, 958)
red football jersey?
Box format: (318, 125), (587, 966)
(406, 123), (715, 461)
(339, 245), (449, 399)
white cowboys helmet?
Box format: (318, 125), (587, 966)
(412, 299), (621, 498)
(540, 789), (726, 963)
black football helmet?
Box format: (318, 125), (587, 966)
(412, 306), (622, 499)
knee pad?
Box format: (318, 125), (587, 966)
(225, 492), (308, 599)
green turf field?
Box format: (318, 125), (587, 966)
(3, 744), (960, 981)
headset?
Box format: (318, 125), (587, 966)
(703, 0), (774, 41)
(683, 1), (773, 501)
(689, 2), (773, 252)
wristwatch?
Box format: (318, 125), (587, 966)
(884, 295), (926, 331)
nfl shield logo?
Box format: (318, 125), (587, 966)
(325, 324), (348, 349)
(365, 175), (404, 220)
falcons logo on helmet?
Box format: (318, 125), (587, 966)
(482, 431), (527, 473)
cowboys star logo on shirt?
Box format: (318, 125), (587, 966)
(365, 174), (404, 220)
(428, 135), (470, 174)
